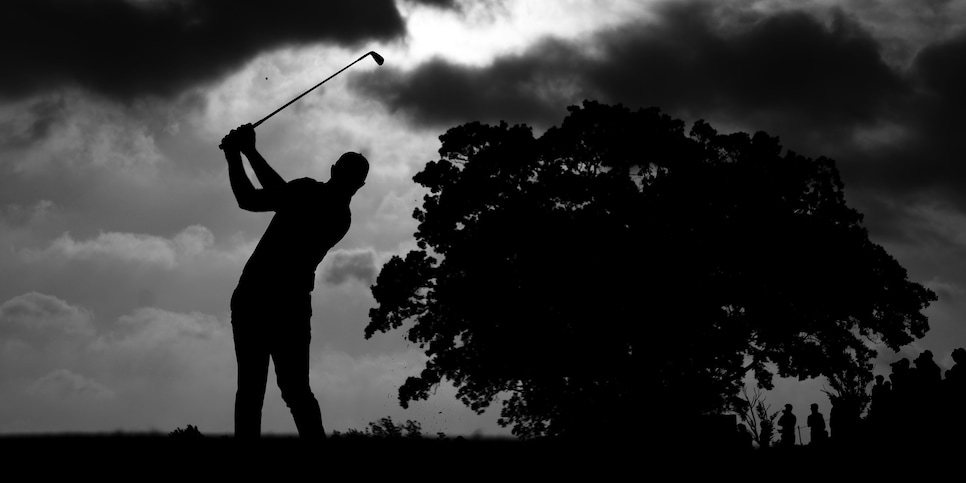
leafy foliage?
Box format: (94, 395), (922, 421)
(366, 101), (936, 438)
(367, 417), (424, 439)
(331, 417), (425, 439)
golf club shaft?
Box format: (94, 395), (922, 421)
(253, 51), (377, 128)
(219, 52), (381, 150)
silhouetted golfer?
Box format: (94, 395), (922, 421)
(221, 124), (368, 438)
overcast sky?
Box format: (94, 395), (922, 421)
(2, 0), (965, 438)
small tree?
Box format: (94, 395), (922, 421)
(739, 386), (779, 448)
(821, 345), (875, 443)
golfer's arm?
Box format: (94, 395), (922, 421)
(227, 151), (275, 212)
(242, 147), (286, 190)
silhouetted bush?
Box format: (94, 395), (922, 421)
(331, 417), (431, 440)
(169, 424), (203, 439)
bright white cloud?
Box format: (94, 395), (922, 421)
(0, 291), (95, 342)
(26, 369), (115, 401)
(30, 225), (249, 269)
(48, 231), (181, 267)
(397, 0), (655, 67)
(99, 307), (225, 351)
(321, 248), (379, 286)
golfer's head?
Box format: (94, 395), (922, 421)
(331, 152), (369, 192)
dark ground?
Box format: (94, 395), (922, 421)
(1, 434), (949, 479)
(0, 434), (636, 478)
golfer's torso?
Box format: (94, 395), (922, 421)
(237, 178), (351, 298)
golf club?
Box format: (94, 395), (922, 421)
(220, 50), (384, 149)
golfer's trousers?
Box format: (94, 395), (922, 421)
(231, 291), (325, 439)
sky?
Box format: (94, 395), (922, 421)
(1, 0), (965, 439)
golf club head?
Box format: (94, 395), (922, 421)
(369, 51), (384, 66)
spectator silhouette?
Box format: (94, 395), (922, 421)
(887, 358), (914, 441)
(945, 348), (966, 435)
(868, 374), (892, 441)
(889, 358), (911, 393)
(913, 350), (942, 391)
(221, 124), (368, 438)
(807, 403), (827, 446)
(946, 348), (966, 385)
(869, 375), (888, 421)
(912, 350), (942, 443)
(778, 404), (796, 447)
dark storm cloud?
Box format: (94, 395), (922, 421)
(352, 46), (576, 128)
(1, 0), (406, 101)
(915, 32), (966, 104)
(353, 0), (907, 133)
(837, 31), (966, 206)
(322, 250), (377, 286)
(588, 5), (907, 132)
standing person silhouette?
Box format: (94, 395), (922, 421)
(778, 404), (797, 447)
(221, 123), (369, 438)
(807, 403), (827, 445)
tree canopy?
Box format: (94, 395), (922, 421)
(366, 100), (936, 439)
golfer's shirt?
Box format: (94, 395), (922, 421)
(234, 177), (351, 306)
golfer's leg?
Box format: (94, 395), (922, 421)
(273, 323), (325, 438)
(233, 319), (270, 438)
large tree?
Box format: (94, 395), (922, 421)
(366, 101), (935, 439)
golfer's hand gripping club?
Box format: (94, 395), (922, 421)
(221, 124), (255, 153)
(218, 51), (383, 150)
